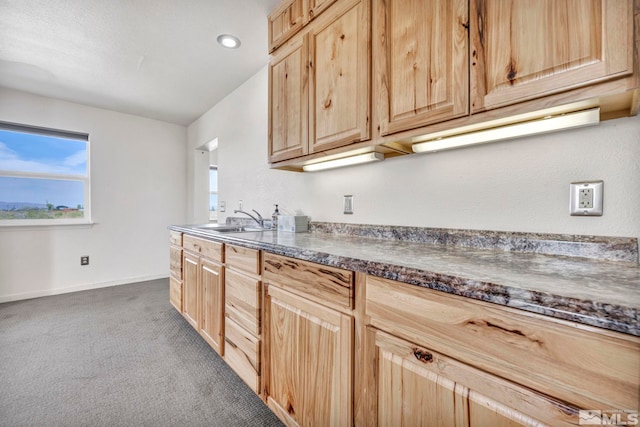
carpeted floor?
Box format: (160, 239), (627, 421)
(0, 279), (283, 427)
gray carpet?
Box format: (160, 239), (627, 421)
(0, 279), (283, 427)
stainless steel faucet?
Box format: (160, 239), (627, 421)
(233, 209), (267, 228)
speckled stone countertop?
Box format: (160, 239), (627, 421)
(169, 222), (640, 337)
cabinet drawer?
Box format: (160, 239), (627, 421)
(224, 317), (260, 393)
(169, 245), (182, 280)
(183, 235), (223, 262)
(225, 269), (261, 336)
(169, 230), (182, 246)
(226, 244), (260, 276)
(169, 276), (182, 312)
(365, 275), (640, 411)
(264, 253), (354, 311)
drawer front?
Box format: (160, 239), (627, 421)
(264, 253), (354, 311)
(224, 317), (260, 393)
(365, 275), (640, 411)
(169, 245), (182, 280)
(169, 276), (182, 312)
(225, 269), (261, 336)
(183, 235), (223, 262)
(226, 244), (261, 276)
(169, 230), (182, 246)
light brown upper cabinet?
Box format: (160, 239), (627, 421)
(470, 0), (635, 112)
(269, 35), (309, 163)
(309, 0), (370, 153)
(268, 0), (338, 53)
(268, 0), (306, 53)
(374, 0), (469, 136)
(269, 0), (370, 162)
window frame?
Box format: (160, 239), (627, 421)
(209, 165), (218, 222)
(0, 121), (91, 227)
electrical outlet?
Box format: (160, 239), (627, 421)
(579, 188), (593, 209)
(570, 181), (603, 216)
(81, 256), (90, 266)
(220, 201), (226, 213)
(343, 195), (353, 214)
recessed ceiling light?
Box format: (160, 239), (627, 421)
(217, 34), (241, 49)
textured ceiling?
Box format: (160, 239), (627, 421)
(0, 0), (281, 125)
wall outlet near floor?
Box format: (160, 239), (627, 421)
(343, 195), (354, 214)
(570, 181), (603, 216)
(80, 256), (90, 266)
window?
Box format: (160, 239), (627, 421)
(209, 166), (218, 222)
(0, 121), (90, 226)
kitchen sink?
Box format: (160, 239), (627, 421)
(193, 224), (265, 233)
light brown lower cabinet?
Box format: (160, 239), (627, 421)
(360, 275), (640, 427)
(181, 235), (225, 356)
(224, 244), (263, 393)
(199, 258), (224, 355)
(264, 285), (353, 427)
(182, 251), (199, 330)
(370, 328), (575, 426)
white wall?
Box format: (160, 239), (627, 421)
(0, 88), (187, 302)
(188, 66), (640, 240)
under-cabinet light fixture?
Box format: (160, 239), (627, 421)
(302, 152), (384, 172)
(217, 34), (241, 49)
(412, 108), (600, 154)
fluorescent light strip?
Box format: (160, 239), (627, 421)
(302, 152), (384, 172)
(412, 108), (600, 154)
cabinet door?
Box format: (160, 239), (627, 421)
(370, 328), (582, 427)
(471, 0), (634, 112)
(309, 0), (370, 153)
(269, 34), (309, 162)
(182, 252), (199, 329)
(264, 285), (353, 427)
(374, 0), (468, 136)
(268, 0), (307, 53)
(200, 258), (224, 355)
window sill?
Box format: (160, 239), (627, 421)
(0, 222), (96, 231)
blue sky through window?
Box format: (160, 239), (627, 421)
(0, 129), (87, 209)
(0, 130), (87, 176)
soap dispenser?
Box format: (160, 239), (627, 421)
(272, 204), (280, 229)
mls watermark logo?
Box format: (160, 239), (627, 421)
(579, 410), (639, 425)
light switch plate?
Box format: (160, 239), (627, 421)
(343, 195), (353, 214)
(570, 181), (603, 216)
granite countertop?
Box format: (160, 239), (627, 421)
(169, 222), (640, 337)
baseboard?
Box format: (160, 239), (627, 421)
(0, 274), (169, 303)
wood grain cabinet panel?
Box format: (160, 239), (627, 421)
(269, 0), (307, 53)
(264, 285), (353, 427)
(371, 328), (579, 427)
(199, 258), (224, 355)
(374, 0), (469, 136)
(225, 244), (261, 276)
(169, 276), (182, 312)
(269, 35), (310, 162)
(309, 0), (370, 153)
(183, 235), (223, 263)
(470, 0), (634, 112)
(225, 269), (261, 336)
(225, 317), (261, 393)
(182, 251), (200, 330)
(263, 253), (354, 312)
(365, 275), (640, 412)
